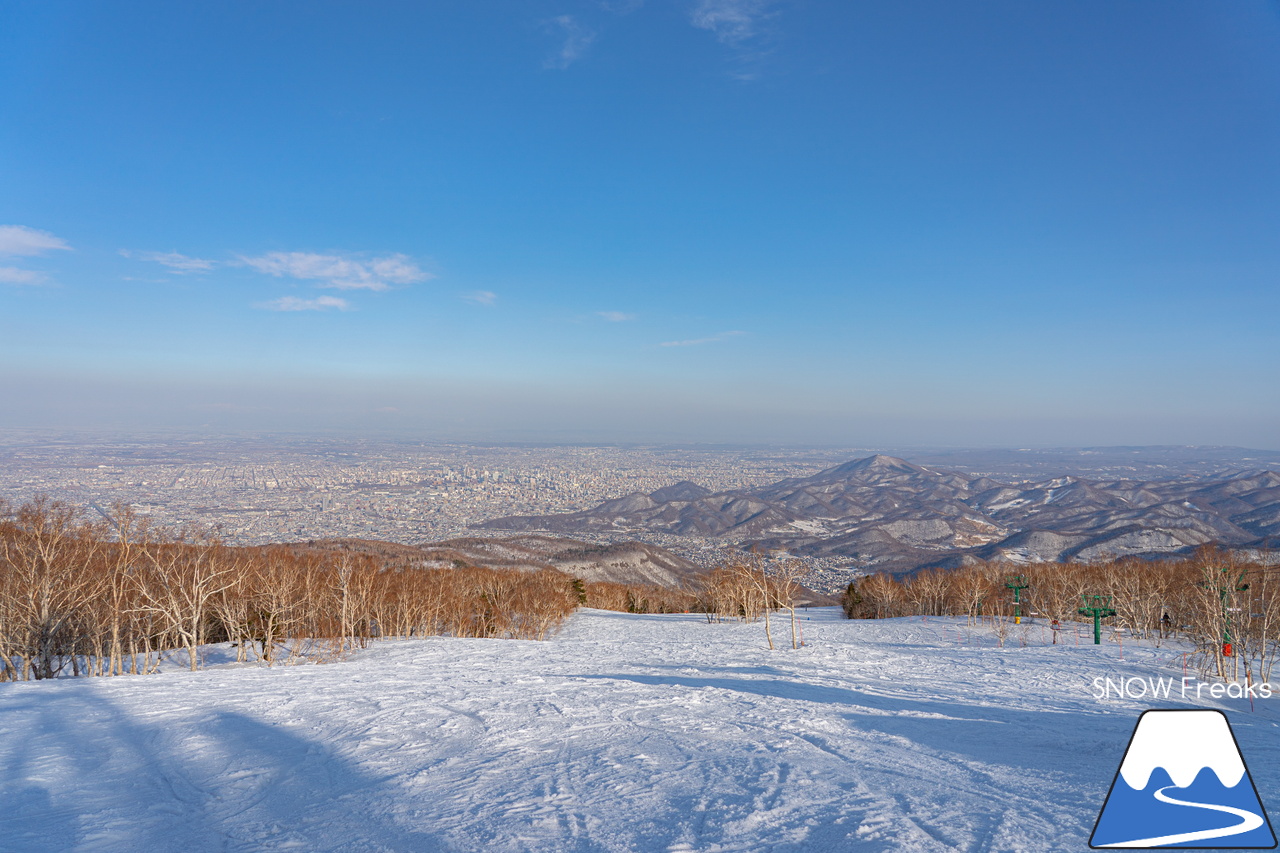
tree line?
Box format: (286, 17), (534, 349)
(0, 497), (600, 681)
(52, 494), (1274, 686)
(0, 497), (823, 681)
(842, 551), (1280, 683)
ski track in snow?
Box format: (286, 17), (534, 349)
(1, 609), (1277, 852)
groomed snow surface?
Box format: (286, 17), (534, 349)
(2, 610), (1277, 852)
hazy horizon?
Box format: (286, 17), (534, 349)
(3, 3), (1278, 449)
(2, 420), (1278, 460)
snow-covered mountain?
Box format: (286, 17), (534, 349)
(478, 455), (1280, 572)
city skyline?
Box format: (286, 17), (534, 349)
(3, 2), (1279, 448)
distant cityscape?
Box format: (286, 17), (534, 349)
(4, 431), (1278, 592)
(0, 430), (868, 571)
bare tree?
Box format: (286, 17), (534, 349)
(727, 551), (775, 649)
(0, 498), (102, 679)
(768, 557), (811, 650)
(905, 568), (951, 617)
(952, 570), (991, 626)
(135, 532), (238, 672)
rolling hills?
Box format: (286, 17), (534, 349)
(478, 454), (1280, 573)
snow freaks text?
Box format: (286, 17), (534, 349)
(1091, 676), (1273, 701)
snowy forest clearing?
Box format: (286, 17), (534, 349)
(2, 609), (1277, 852)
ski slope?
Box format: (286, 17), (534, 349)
(1, 609), (1276, 852)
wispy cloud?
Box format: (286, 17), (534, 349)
(660, 330), (745, 347)
(691, 0), (776, 44)
(461, 290), (498, 306)
(0, 225), (70, 285)
(120, 249), (216, 273)
(0, 225), (71, 257)
(0, 266), (48, 286)
(597, 310), (636, 322)
(255, 295), (351, 312)
(240, 251), (429, 291)
(544, 15), (596, 70)
(691, 0), (779, 77)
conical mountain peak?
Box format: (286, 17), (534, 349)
(828, 454), (922, 475)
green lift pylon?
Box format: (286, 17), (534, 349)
(1005, 575), (1029, 624)
(1198, 566), (1249, 658)
(1078, 594), (1116, 645)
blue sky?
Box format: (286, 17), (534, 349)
(2, 1), (1278, 447)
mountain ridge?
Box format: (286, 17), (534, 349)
(476, 455), (1280, 573)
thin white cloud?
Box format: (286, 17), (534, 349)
(256, 295), (351, 312)
(544, 15), (596, 70)
(461, 290), (498, 306)
(240, 251), (430, 291)
(660, 330), (745, 347)
(0, 266), (48, 286)
(0, 226), (70, 285)
(597, 311), (636, 322)
(0, 225), (71, 257)
(120, 249), (216, 273)
(691, 0), (777, 45)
